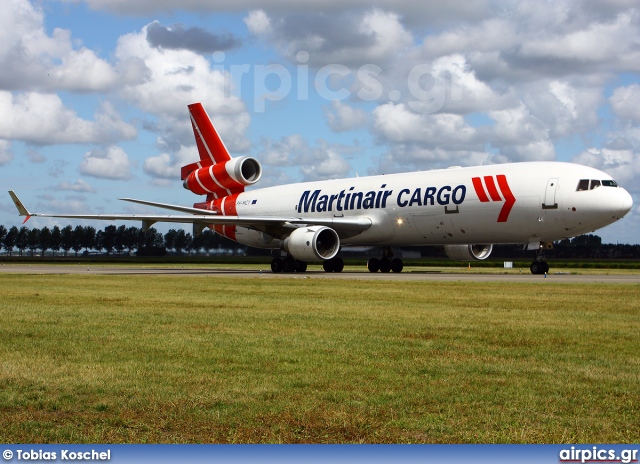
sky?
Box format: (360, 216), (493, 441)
(0, 0), (639, 244)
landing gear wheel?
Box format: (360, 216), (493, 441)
(282, 257), (297, 273)
(271, 258), (283, 273)
(367, 257), (380, 273)
(323, 257), (344, 272)
(530, 261), (549, 275)
(295, 260), (308, 272)
(379, 257), (392, 273)
(391, 258), (404, 273)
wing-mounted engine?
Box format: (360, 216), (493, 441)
(283, 226), (340, 261)
(444, 244), (493, 261)
(182, 156), (262, 196)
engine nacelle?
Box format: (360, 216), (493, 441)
(283, 226), (340, 261)
(183, 156), (262, 196)
(444, 244), (493, 261)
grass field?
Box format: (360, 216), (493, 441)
(0, 274), (638, 443)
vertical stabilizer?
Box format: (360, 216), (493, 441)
(188, 103), (231, 165)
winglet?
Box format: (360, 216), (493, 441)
(8, 191), (32, 223)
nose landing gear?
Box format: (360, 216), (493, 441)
(530, 260), (550, 275)
(530, 242), (551, 274)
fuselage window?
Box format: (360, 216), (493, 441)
(602, 180), (618, 187)
(577, 179), (589, 191)
(590, 179), (601, 190)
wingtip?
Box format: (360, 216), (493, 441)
(8, 190), (31, 218)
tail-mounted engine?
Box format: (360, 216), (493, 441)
(444, 244), (493, 261)
(283, 226), (340, 261)
(182, 156), (262, 197)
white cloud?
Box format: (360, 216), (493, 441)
(244, 10), (273, 36)
(143, 153), (176, 180)
(244, 8), (413, 67)
(0, 0), (120, 92)
(54, 179), (97, 193)
(324, 101), (368, 132)
(572, 147), (640, 190)
(79, 146), (132, 180)
(260, 135), (307, 166)
(0, 92), (136, 145)
(372, 102), (477, 146)
(357, 9), (413, 63)
(300, 149), (350, 181)
(72, 0), (492, 22)
(369, 103), (496, 171)
(142, 144), (197, 181)
(114, 22), (251, 153)
(610, 84), (640, 121)
(257, 135), (352, 180)
(0, 139), (13, 166)
(518, 12), (640, 73)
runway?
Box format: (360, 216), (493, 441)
(1, 264), (639, 283)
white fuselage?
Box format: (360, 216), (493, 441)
(228, 162), (632, 249)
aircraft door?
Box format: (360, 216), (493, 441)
(542, 178), (558, 210)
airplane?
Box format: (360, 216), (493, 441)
(8, 102), (634, 274)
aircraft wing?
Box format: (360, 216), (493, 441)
(8, 191), (371, 239)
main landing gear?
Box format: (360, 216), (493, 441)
(271, 256), (307, 273)
(270, 255), (344, 273)
(367, 247), (403, 273)
(322, 256), (344, 273)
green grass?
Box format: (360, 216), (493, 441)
(0, 274), (638, 443)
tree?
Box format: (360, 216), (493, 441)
(60, 225), (73, 256)
(72, 226), (84, 256)
(144, 227), (164, 248)
(124, 226), (139, 255)
(114, 225), (127, 255)
(97, 225), (117, 255)
(38, 226), (52, 256)
(4, 226), (18, 256)
(571, 234), (602, 247)
(164, 229), (178, 253)
(16, 227), (29, 256)
(50, 226), (62, 256)
(81, 226), (96, 254)
(0, 225), (6, 251)
(136, 228), (166, 256)
(174, 229), (191, 255)
(27, 228), (40, 256)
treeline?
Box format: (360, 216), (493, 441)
(0, 224), (248, 257)
(1, 224), (639, 260)
(491, 234), (640, 260)
(406, 234), (640, 260)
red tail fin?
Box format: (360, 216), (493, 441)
(188, 102), (231, 165)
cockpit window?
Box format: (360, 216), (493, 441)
(577, 179), (618, 191)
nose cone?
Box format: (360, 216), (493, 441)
(611, 187), (633, 217)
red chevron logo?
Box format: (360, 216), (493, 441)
(471, 175), (516, 222)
